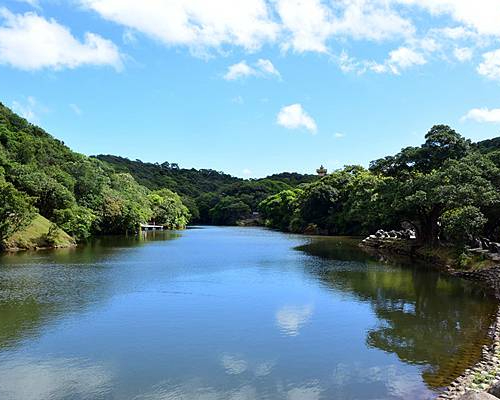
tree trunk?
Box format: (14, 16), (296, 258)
(416, 208), (441, 247)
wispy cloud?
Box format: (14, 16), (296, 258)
(224, 59), (280, 80)
(69, 103), (83, 115)
(12, 96), (46, 123)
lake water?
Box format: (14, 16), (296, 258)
(0, 227), (496, 400)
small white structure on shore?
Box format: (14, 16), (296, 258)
(140, 224), (164, 231)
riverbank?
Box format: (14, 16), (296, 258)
(437, 308), (500, 399)
(3, 214), (75, 252)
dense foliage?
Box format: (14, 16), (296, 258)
(0, 177), (36, 248)
(3, 99), (500, 253)
(260, 125), (500, 248)
(0, 103), (190, 247)
(96, 155), (317, 225)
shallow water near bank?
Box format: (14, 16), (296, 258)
(0, 226), (496, 400)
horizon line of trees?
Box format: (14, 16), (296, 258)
(2, 99), (500, 252)
(259, 125), (500, 248)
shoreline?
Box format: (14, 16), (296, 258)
(436, 307), (500, 399)
(2, 243), (77, 253)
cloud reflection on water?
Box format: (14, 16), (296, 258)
(275, 304), (314, 336)
(0, 357), (113, 400)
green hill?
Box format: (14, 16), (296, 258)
(5, 214), (75, 251)
(95, 155), (318, 224)
(0, 102), (189, 250)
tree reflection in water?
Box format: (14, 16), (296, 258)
(296, 237), (496, 390)
(0, 231), (181, 350)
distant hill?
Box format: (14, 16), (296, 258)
(94, 155), (241, 197)
(94, 155), (318, 224)
(476, 137), (500, 154)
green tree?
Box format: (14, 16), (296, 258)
(388, 153), (499, 246)
(440, 206), (487, 247)
(259, 188), (303, 231)
(53, 206), (96, 240)
(149, 189), (190, 229)
(0, 180), (36, 247)
(209, 196), (251, 225)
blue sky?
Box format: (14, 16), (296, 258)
(1, 0), (500, 178)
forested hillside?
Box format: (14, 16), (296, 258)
(95, 155), (318, 225)
(3, 98), (500, 258)
(0, 103), (189, 249)
(259, 125), (500, 253)
(0, 102), (317, 249)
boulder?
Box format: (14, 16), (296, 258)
(482, 238), (491, 249)
(488, 381), (500, 398)
(457, 391), (498, 400)
(489, 243), (500, 253)
(472, 238), (483, 249)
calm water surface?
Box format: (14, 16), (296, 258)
(0, 227), (496, 400)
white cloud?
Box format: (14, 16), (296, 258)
(0, 8), (122, 71)
(386, 46), (426, 74)
(338, 50), (365, 74)
(454, 47), (473, 62)
(275, 304), (314, 335)
(334, 132), (345, 138)
(275, 0), (332, 53)
(336, 45), (427, 76)
(477, 49), (500, 81)
(80, 0), (279, 54)
(6, 0), (498, 79)
(330, 0), (414, 42)
(436, 26), (477, 41)
(70, 0), (500, 80)
(395, 0), (500, 37)
(242, 168), (252, 176)
(224, 61), (256, 80)
(224, 58), (280, 80)
(462, 108), (500, 123)
(256, 58), (281, 78)
(276, 0), (413, 53)
(277, 104), (317, 134)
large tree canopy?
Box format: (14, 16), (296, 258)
(260, 125), (500, 247)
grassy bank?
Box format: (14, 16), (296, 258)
(4, 214), (75, 251)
